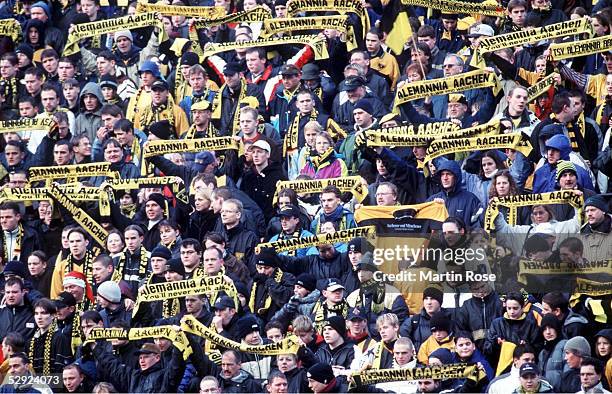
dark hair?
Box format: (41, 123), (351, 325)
(181, 238), (203, 253)
(30, 250), (47, 263)
(8, 352), (29, 365)
(479, 151), (507, 178)
(507, 0), (527, 10)
(443, 216), (467, 232)
(0, 52), (18, 66)
(267, 370), (287, 384)
(222, 349), (241, 364)
(18, 96), (37, 107)
(55, 139), (73, 152)
(125, 224), (144, 237)
(513, 343), (536, 359)
(33, 298), (57, 314)
(40, 48), (59, 60)
(41, 82), (59, 96)
(81, 310), (103, 324)
(204, 232), (226, 246)
(277, 188), (298, 206)
(24, 67), (43, 79)
(417, 24), (435, 38)
(558, 236), (583, 254)
(245, 47), (266, 59)
(102, 137), (122, 151)
(542, 292), (569, 313)
(5, 277), (24, 290)
(265, 320), (285, 334)
(0, 201), (20, 215)
(53, 111), (69, 125)
(321, 185), (341, 198)
(113, 118), (134, 134)
(100, 104), (123, 118)
(551, 92), (571, 114)
(97, 50), (115, 61)
(455, 331), (474, 342)
(580, 357), (603, 375)
(2, 332), (25, 352)
(212, 186), (232, 201)
(93, 253), (113, 268)
(67, 227), (88, 240)
(505, 291), (525, 307)
(63, 363), (84, 375)
(5, 140), (25, 153)
(58, 56), (75, 66)
(367, 27), (383, 40)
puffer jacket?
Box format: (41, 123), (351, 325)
(93, 344), (185, 393)
(240, 340), (272, 382)
(314, 341), (355, 369)
(538, 338), (567, 390)
(75, 82), (104, 143)
(426, 159), (484, 228)
(533, 134), (595, 193)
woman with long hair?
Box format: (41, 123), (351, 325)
(488, 170), (531, 225)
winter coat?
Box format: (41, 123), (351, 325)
(250, 270), (295, 323)
(484, 312), (542, 359)
(346, 284), (410, 337)
(0, 304), (35, 342)
(533, 134), (595, 193)
(271, 289), (321, 329)
(314, 341), (355, 369)
(99, 304), (132, 328)
(366, 148), (421, 205)
(580, 214), (612, 262)
(310, 205), (356, 234)
(300, 151), (348, 179)
(269, 229), (315, 257)
(217, 82), (265, 136)
(512, 379), (555, 393)
(239, 161), (287, 221)
(558, 368), (581, 393)
(455, 291), (504, 351)
(93, 343), (185, 393)
(277, 251), (353, 290)
(219, 223), (259, 275)
(426, 159), (484, 228)
(1, 224), (42, 264)
(74, 82), (103, 143)
(332, 92), (386, 131)
(538, 338), (567, 390)
(399, 308), (453, 351)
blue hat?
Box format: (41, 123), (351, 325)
(584, 195), (608, 213)
(31, 1), (51, 17)
(139, 60), (161, 78)
(353, 98), (373, 115)
(194, 151), (215, 172)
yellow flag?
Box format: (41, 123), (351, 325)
(386, 11), (412, 56)
(496, 341), (517, 376)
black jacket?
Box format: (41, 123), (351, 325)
(557, 368), (581, 393)
(277, 250), (353, 290)
(400, 308), (453, 351)
(251, 270), (295, 322)
(313, 341), (355, 369)
(455, 291), (504, 351)
(217, 82), (265, 135)
(0, 304), (35, 342)
(484, 313), (542, 365)
(239, 161), (287, 222)
(218, 223), (259, 275)
(93, 343), (185, 393)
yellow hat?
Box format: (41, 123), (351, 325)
(191, 100), (211, 111)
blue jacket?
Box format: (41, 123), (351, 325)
(532, 134), (594, 193)
(427, 159), (484, 228)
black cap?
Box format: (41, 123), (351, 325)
(148, 120), (175, 140)
(135, 343), (161, 355)
(323, 315), (346, 337)
(165, 257), (185, 277)
(54, 291), (77, 309)
(150, 246), (172, 261)
(151, 79), (170, 91)
(280, 64), (300, 76)
(307, 363), (335, 384)
(255, 247), (280, 268)
(347, 306), (368, 321)
(423, 287), (444, 305)
(296, 273), (316, 292)
(301, 63), (320, 80)
(180, 51), (199, 67)
(3, 261), (27, 279)
(213, 295), (236, 310)
(236, 315), (260, 339)
(278, 204), (300, 218)
(430, 311), (451, 333)
(519, 363), (540, 377)
(223, 62), (243, 76)
(347, 237), (368, 254)
(99, 74), (118, 90)
(342, 76), (366, 91)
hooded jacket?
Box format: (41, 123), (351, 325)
(75, 82), (103, 143)
(426, 160), (484, 228)
(538, 331), (567, 391)
(533, 134), (595, 193)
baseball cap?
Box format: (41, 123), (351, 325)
(325, 278), (345, 292)
(278, 204), (300, 218)
(135, 343), (161, 355)
(519, 363), (540, 377)
(250, 140), (271, 153)
(54, 291), (77, 309)
(213, 296), (236, 310)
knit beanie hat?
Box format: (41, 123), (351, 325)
(564, 336), (591, 357)
(323, 315), (346, 337)
(97, 281), (121, 304)
(429, 311), (451, 333)
(423, 287), (444, 305)
(555, 160), (577, 181)
(584, 195), (608, 213)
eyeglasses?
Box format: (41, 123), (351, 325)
(376, 192), (394, 197)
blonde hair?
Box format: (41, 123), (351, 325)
(376, 313), (399, 328)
